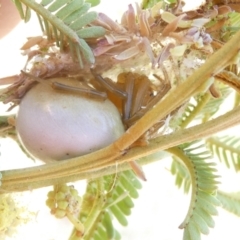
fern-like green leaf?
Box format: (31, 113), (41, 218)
(13, 0), (29, 21)
(172, 87), (231, 129)
(197, 87), (232, 119)
(206, 136), (240, 171)
(168, 142), (220, 240)
(170, 158), (191, 194)
(85, 0), (100, 7)
(13, 0), (105, 67)
(178, 94), (211, 128)
(69, 170), (142, 239)
(221, 11), (240, 41)
(217, 191), (240, 217)
(142, 0), (177, 9)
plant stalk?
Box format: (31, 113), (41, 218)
(1, 103), (240, 192)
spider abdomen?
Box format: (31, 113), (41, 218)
(16, 78), (125, 162)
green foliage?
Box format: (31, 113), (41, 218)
(169, 80), (240, 239)
(85, 0), (100, 7)
(12, 0), (105, 67)
(170, 158), (191, 194)
(221, 12), (240, 41)
(195, 87), (232, 119)
(168, 142), (220, 240)
(207, 136), (240, 171)
(141, 0), (176, 9)
(142, 0), (159, 9)
(69, 170), (142, 239)
(175, 87), (232, 129)
(177, 94), (211, 128)
(217, 191), (240, 217)
(12, 0), (30, 22)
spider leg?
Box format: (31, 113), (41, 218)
(120, 72), (149, 181)
(51, 82), (107, 100)
(90, 70), (148, 180)
(129, 161), (147, 181)
(90, 69), (128, 99)
(21, 71), (107, 100)
(123, 73), (135, 121)
(130, 74), (150, 116)
(124, 73), (154, 127)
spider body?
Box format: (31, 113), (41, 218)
(16, 77), (125, 162)
(91, 71), (170, 129)
(16, 70), (170, 179)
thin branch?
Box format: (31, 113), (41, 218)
(1, 104), (240, 192)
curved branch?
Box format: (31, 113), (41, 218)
(1, 104), (240, 192)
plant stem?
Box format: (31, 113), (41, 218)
(69, 178), (106, 240)
(1, 104), (240, 192)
